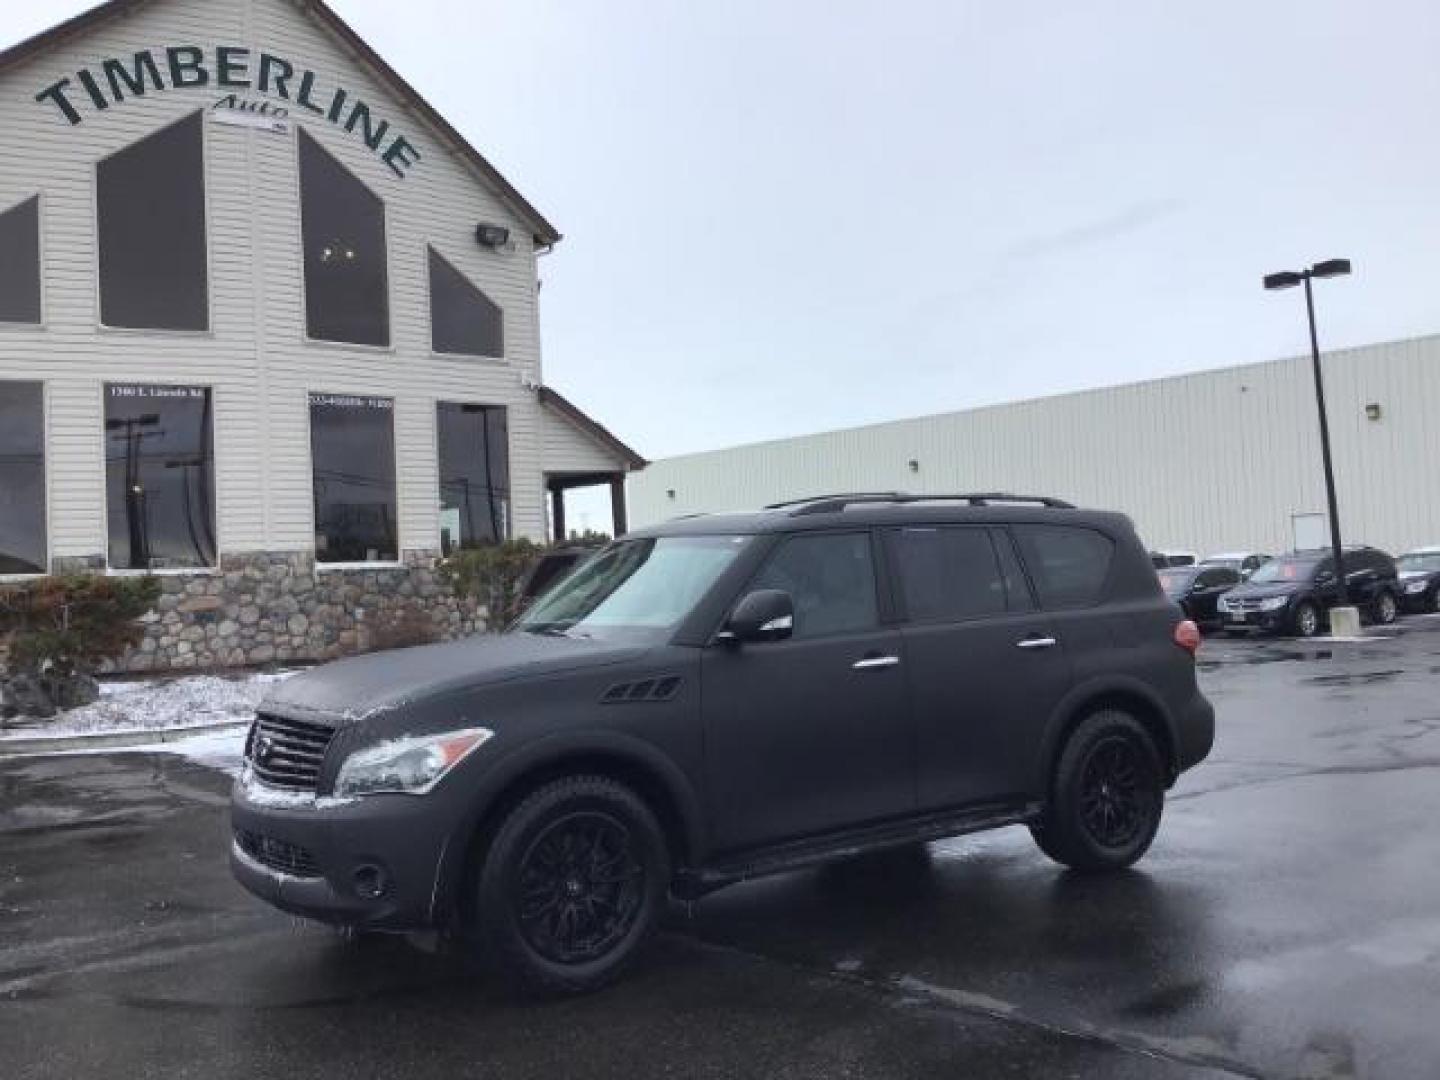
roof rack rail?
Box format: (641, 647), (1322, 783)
(763, 492), (907, 510)
(784, 492), (1075, 516)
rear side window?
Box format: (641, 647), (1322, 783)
(887, 526), (1010, 622)
(749, 532), (877, 639)
(1013, 525), (1115, 609)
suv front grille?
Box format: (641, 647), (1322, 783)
(234, 828), (321, 877)
(246, 712), (336, 792)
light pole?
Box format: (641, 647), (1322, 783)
(1263, 258), (1352, 603)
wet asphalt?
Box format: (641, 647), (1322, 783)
(3, 619), (1440, 1079)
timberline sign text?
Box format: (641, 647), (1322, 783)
(34, 45), (421, 178)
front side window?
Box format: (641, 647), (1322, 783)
(97, 112), (208, 330)
(888, 526), (1007, 622)
(518, 535), (751, 642)
(0, 197), (41, 324)
(104, 384), (215, 569)
(0, 381), (46, 574)
(299, 129), (389, 346)
(749, 532), (878, 638)
(429, 248), (503, 357)
(437, 402), (509, 553)
(1013, 524), (1115, 609)
(309, 394), (397, 563)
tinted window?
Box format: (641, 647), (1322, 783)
(889, 526), (1007, 621)
(429, 248), (503, 357)
(1248, 556), (1322, 584)
(992, 528), (1037, 611)
(750, 532), (877, 638)
(0, 381), (46, 574)
(104, 384), (215, 569)
(437, 402), (510, 552)
(1197, 568), (1238, 588)
(97, 112), (207, 330)
(1014, 525), (1115, 608)
(310, 394), (397, 563)
(0, 197), (41, 324)
(299, 129), (389, 346)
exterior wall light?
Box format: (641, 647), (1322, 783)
(1365, 402), (1382, 421)
(476, 222), (511, 249)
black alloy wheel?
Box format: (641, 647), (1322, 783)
(1375, 590), (1398, 626)
(1293, 601), (1320, 638)
(1077, 735), (1147, 849)
(472, 775), (669, 995)
(515, 811), (644, 965)
(1030, 710), (1164, 872)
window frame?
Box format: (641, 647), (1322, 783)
(0, 379), (50, 580)
(306, 389), (403, 570)
(294, 128), (395, 354)
(92, 110), (214, 337)
(0, 194), (45, 329)
(740, 528), (886, 641)
(99, 381), (221, 575)
(426, 245), (506, 361)
(432, 399), (513, 553)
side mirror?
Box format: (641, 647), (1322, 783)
(719, 589), (794, 644)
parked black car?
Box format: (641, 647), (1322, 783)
(1157, 564), (1242, 628)
(231, 494), (1214, 993)
(1217, 546), (1401, 637)
(1396, 546), (1440, 613)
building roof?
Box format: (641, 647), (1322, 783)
(0, 0), (561, 246)
(538, 386), (648, 471)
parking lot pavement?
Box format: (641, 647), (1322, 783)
(4, 620), (1440, 1080)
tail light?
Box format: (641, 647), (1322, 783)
(1173, 619), (1201, 656)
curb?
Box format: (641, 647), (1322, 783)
(0, 719), (249, 758)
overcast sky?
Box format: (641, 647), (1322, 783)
(6, 1), (1440, 525)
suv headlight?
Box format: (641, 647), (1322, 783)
(1259, 596), (1288, 612)
(1404, 580), (1427, 594)
(333, 728), (494, 797)
(1217, 598), (1233, 612)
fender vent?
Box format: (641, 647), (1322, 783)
(600, 676), (682, 704)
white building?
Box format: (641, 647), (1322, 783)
(632, 333), (1440, 558)
(0, 0), (643, 670)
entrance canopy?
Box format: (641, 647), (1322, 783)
(538, 387), (646, 539)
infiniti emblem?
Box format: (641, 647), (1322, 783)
(254, 733), (275, 765)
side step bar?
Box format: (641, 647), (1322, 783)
(674, 800), (1042, 899)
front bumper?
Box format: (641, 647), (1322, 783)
(229, 773), (464, 930)
(1218, 606), (1291, 633)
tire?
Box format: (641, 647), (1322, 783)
(1374, 590), (1399, 626)
(471, 775), (669, 996)
(1292, 601), (1321, 638)
(1030, 710), (1164, 872)
(1431, 588), (1440, 615)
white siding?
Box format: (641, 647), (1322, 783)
(540, 404), (626, 476)
(0, 0), (563, 566)
(631, 334), (1440, 557)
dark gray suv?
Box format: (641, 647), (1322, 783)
(231, 494), (1213, 993)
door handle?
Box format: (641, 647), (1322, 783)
(1016, 636), (1057, 650)
(852, 655), (900, 671)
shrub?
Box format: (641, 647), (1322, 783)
(0, 574), (161, 715)
(440, 538), (546, 630)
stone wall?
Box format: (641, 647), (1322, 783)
(115, 550), (487, 672)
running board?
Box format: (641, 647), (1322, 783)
(675, 800), (1042, 899)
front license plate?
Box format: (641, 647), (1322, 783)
(1228, 612), (1248, 623)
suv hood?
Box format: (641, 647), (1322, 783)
(1223, 581), (1304, 601)
(262, 634), (648, 720)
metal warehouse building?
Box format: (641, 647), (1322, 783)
(0, 0), (644, 671)
(631, 333), (1440, 558)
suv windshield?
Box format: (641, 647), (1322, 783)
(1156, 568), (1196, 594)
(1398, 553), (1440, 573)
(515, 534), (751, 642)
(1247, 556), (1324, 584)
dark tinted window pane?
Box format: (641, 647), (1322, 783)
(437, 402), (509, 553)
(299, 130), (389, 346)
(430, 248), (503, 357)
(104, 384), (215, 570)
(750, 532), (877, 638)
(1013, 525), (1115, 609)
(0, 381), (46, 573)
(310, 394), (396, 562)
(97, 113), (207, 330)
(0, 197), (41, 324)
(889, 527), (1006, 622)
